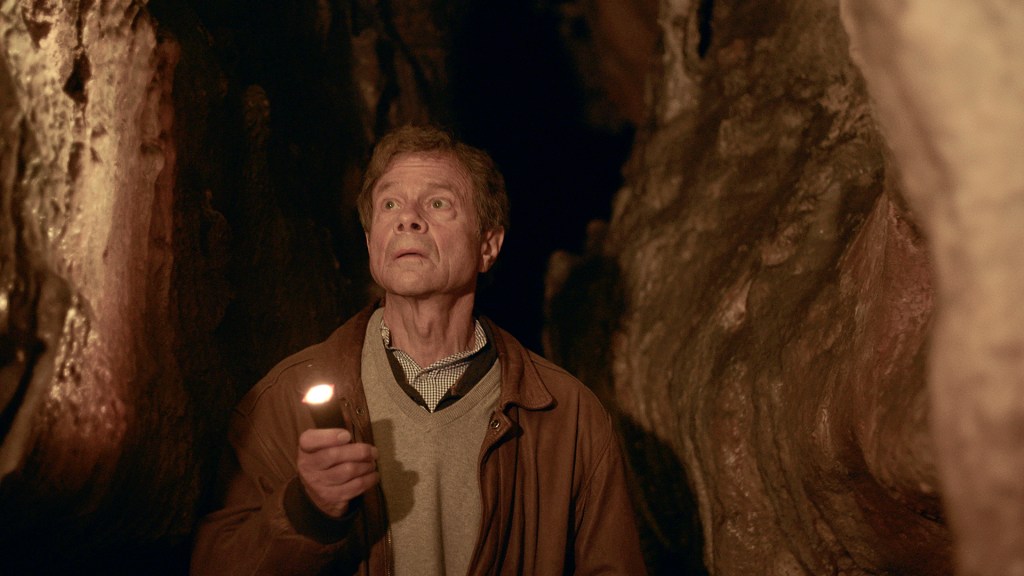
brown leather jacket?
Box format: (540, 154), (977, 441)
(191, 305), (647, 575)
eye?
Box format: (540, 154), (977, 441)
(430, 198), (452, 209)
(383, 199), (397, 210)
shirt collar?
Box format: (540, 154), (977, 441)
(380, 317), (488, 369)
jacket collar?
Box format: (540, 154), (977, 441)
(482, 317), (555, 412)
(327, 303), (376, 378)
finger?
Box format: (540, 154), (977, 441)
(314, 442), (378, 465)
(299, 428), (352, 452)
(301, 463), (382, 512)
(300, 469), (380, 516)
(322, 459), (378, 482)
(327, 470), (381, 502)
(334, 442), (377, 462)
(301, 443), (378, 474)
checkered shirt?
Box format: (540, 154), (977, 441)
(380, 318), (488, 412)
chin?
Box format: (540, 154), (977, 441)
(381, 282), (435, 298)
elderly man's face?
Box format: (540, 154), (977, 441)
(366, 153), (503, 301)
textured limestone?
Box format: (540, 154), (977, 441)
(547, 0), (954, 573)
(0, 0), (205, 566)
(842, 2), (1024, 575)
(0, 0), (450, 570)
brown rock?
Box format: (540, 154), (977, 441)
(547, 0), (955, 572)
(0, 0), (450, 570)
(843, 2), (1024, 575)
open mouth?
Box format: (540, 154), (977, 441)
(389, 240), (431, 261)
(394, 249), (426, 260)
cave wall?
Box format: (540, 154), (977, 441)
(0, 0), (450, 570)
(547, 0), (953, 573)
(842, 2), (1024, 575)
(550, 0), (1024, 573)
(0, 2), (212, 569)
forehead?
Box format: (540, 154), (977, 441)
(374, 152), (473, 197)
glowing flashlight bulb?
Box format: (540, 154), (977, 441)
(303, 384), (346, 429)
(304, 384), (335, 405)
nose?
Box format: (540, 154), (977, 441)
(395, 204), (426, 233)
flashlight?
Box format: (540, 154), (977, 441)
(303, 384), (347, 429)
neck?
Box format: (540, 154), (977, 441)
(382, 293), (477, 367)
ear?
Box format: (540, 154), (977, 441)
(478, 227), (505, 273)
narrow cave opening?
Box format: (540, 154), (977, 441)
(448, 0), (635, 352)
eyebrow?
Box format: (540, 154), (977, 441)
(375, 180), (460, 194)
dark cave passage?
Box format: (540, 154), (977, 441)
(449, 0), (635, 352)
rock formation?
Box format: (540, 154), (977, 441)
(0, 0), (450, 570)
(842, 2), (1024, 575)
(550, 0), (1024, 574)
(547, 0), (950, 573)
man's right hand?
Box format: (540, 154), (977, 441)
(297, 428), (380, 518)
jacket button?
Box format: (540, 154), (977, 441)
(490, 418), (500, 430)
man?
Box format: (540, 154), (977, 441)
(192, 126), (647, 575)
